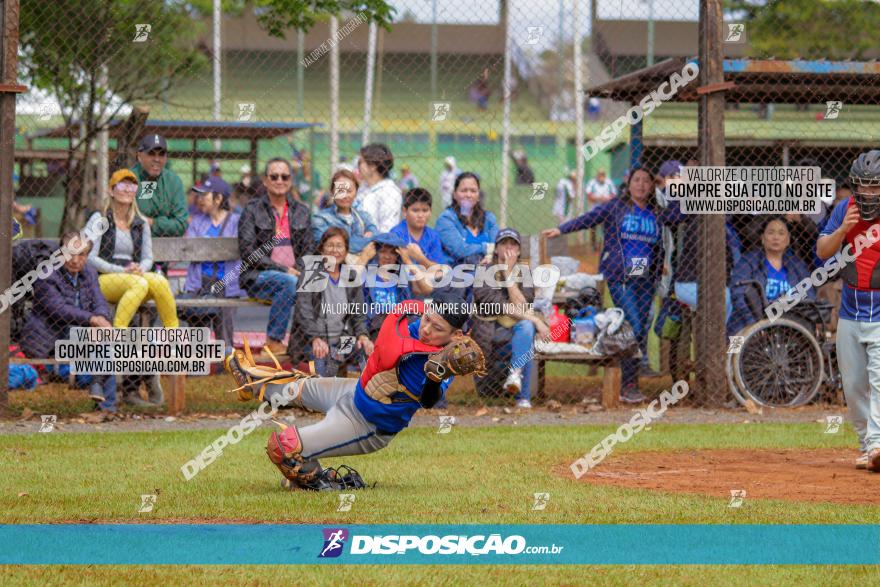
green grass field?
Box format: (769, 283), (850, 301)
(6, 564), (880, 585)
(2, 414), (880, 583)
(2, 422), (876, 525)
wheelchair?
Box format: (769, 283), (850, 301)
(726, 280), (840, 408)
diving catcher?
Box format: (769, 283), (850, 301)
(224, 290), (486, 490)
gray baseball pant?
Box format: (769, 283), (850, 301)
(263, 377), (395, 460)
(836, 318), (880, 452)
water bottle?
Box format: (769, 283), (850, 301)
(573, 306), (597, 345)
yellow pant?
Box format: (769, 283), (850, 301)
(98, 272), (180, 328)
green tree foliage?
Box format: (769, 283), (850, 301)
(727, 0), (880, 60)
(20, 0), (210, 229)
(19, 0), (394, 231)
(186, 0), (395, 37)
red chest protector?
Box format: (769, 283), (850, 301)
(842, 199), (880, 290)
(359, 300), (442, 390)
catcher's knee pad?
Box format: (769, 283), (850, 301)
(266, 426), (321, 484)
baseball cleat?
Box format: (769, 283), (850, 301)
(620, 387), (647, 404)
(280, 466), (367, 491)
(856, 453), (869, 470)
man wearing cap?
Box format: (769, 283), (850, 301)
(131, 134), (189, 237)
(472, 228), (549, 409)
(585, 169), (617, 207)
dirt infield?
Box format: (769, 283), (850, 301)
(569, 449), (880, 505)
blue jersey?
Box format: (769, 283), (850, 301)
(820, 198), (880, 322)
(353, 319), (452, 434)
(390, 220), (450, 265)
(620, 205), (659, 275)
(764, 259), (791, 302)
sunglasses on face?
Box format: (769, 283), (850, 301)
(115, 182), (138, 192)
(268, 173), (291, 182)
(146, 149), (167, 157)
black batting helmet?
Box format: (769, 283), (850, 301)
(850, 150), (880, 221)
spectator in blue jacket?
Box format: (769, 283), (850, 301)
(728, 216), (813, 335)
(180, 177), (243, 350)
(390, 187), (450, 267)
(542, 167), (678, 403)
(21, 230), (117, 412)
(435, 172), (499, 265)
(361, 231), (434, 335)
(312, 168), (377, 254)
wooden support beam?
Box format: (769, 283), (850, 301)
(695, 0), (728, 407)
(0, 0), (20, 414)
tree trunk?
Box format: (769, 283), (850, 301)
(60, 152), (97, 234)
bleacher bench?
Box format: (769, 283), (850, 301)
(528, 240), (622, 409)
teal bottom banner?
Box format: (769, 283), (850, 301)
(0, 524), (877, 565)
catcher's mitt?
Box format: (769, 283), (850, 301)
(225, 337), (313, 402)
(424, 336), (487, 382)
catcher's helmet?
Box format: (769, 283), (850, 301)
(850, 150), (880, 221)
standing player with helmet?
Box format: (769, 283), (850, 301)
(817, 150), (880, 471)
(223, 291), (486, 491)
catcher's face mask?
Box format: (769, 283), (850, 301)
(852, 182), (880, 221)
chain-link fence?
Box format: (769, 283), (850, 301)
(5, 0), (876, 413)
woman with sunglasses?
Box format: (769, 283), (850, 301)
(85, 169), (179, 330)
(289, 227), (373, 376)
(85, 169), (180, 407)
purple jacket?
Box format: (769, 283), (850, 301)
(184, 212), (245, 297)
(21, 265), (110, 358)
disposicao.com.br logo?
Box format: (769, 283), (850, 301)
(319, 529), (564, 558)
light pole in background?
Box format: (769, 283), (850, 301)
(213, 0), (221, 153)
(329, 16), (339, 170)
(430, 0), (438, 98)
(645, 0), (655, 66)
(362, 22), (377, 145)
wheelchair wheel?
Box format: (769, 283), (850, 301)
(729, 317), (824, 408)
